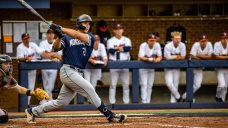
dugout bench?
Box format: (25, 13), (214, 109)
(18, 60), (228, 112)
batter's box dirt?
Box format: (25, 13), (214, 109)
(1, 116), (228, 128)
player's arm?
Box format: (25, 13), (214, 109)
(16, 46), (33, 62)
(138, 56), (150, 62)
(214, 55), (228, 60)
(191, 55), (201, 60)
(154, 56), (162, 63)
(61, 27), (89, 44)
(196, 54), (212, 60)
(13, 84), (34, 96)
(88, 57), (97, 65)
(52, 38), (62, 52)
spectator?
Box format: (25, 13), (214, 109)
(96, 20), (111, 86)
(17, 32), (56, 104)
(182, 34), (213, 102)
(39, 29), (62, 100)
(214, 32), (228, 102)
(107, 23), (132, 104)
(164, 31), (186, 103)
(138, 33), (162, 103)
(84, 34), (107, 88)
(96, 20), (111, 47)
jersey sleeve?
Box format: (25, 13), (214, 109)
(31, 43), (45, 55)
(156, 43), (162, 57)
(180, 43), (186, 57)
(100, 44), (107, 60)
(16, 45), (24, 58)
(208, 42), (214, 55)
(213, 42), (220, 55)
(164, 44), (172, 59)
(138, 43), (145, 58)
(190, 43), (197, 56)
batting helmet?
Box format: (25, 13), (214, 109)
(0, 109), (8, 123)
(0, 54), (13, 75)
(76, 14), (93, 31)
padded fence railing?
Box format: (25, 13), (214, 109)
(18, 60), (228, 112)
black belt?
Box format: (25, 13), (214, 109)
(69, 65), (83, 73)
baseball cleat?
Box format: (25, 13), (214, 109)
(25, 108), (36, 124)
(108, 114), (127, 123)
(215, 97), (223, 102)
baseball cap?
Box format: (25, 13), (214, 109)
(47, 29), (54, 34)
(220, 32), (228, 38)
(113, 23), (123, 29)
(21, 33), (30, 39)
(147, 33), (156, 40)
(199, 34), (208, 41)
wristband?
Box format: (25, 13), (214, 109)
(26, 90), (32, 96)
(148, 58), (153, 62)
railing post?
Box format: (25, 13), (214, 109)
(186, 67), (194, 103)
(19, 69), (29, 112)
(132, 69), (139, 103)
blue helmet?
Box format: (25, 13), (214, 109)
(76, 14), (93, 31)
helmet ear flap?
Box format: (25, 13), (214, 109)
(76, 14), (93, 31)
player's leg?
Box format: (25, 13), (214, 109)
(62, 66), (126, 122)
(120, 69), (130, 104)
(173, 69), (181, 102)
(47, 70), (58, 100)
(109, 69), (119, 104)
(84, 69), (92, 85)
(182, 68), (203, 100)
(90, 69), (100, 88)
(139, 69), (148, 103)
(216, 69), (226, 102)
(26, 84), (76, 123)
(28, 70), (36, 104)
(193, 69), (203, 93)
(224, 70), (228, 101)
(41, 70), (48, 93)
(164, 69), (181, 103)
(146, 69), (155, 103)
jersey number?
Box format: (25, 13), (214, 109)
(82, 47), (86, 56)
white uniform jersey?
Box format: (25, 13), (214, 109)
(164, 41), (186, 59)
(107, 36), (131, 61)
(138, 42), (162, 58)
(190, 42), (213, 56)
(214, 41), (228, 55)
(17, 42), (44, 60)
(91, 43), (107, 61)
(39, 40), (62, 60)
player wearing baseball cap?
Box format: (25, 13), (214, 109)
(182, 34), (213, 102)
(214, 32), (228, 102)
(107, 23), (132, 104)
(138, 33), (162, 103)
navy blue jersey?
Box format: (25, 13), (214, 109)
(60, 33), (95, 69)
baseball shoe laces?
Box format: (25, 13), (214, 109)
(25, 108), (36, 124)
(108, 114), (127, 123)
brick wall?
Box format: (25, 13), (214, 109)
(0, 3), (228, 111)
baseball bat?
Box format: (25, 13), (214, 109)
(17, 0), (50, 25)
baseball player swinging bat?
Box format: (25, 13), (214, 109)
(17, 0), (50, 25)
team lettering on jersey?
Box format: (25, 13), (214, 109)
(69, 39), (84, 46)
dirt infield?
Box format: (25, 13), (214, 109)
(2, 116), (228, 128)
(1, 109), (228, 128)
